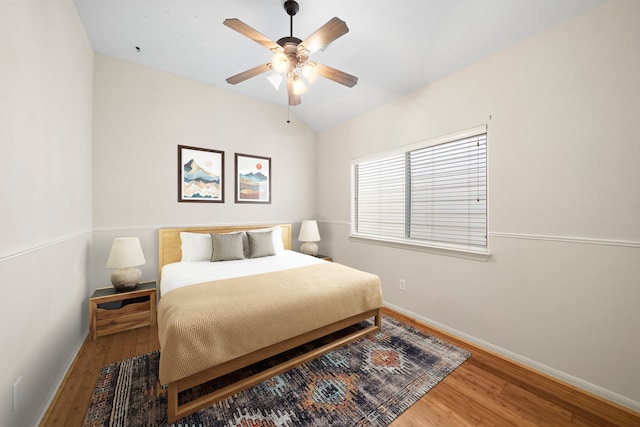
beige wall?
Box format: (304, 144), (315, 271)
(90, 54), (319, 287)
(0, 0), (93, 426)
(317, 0), (640, 410)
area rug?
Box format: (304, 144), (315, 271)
(83, 316), (470, 427)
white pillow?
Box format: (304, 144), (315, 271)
(250, 226), (285, 253)
(180, 232), (212, 262)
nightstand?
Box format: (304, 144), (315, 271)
(88, 281), (157, 340)
(313, 254), (333, 262)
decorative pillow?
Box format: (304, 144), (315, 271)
(180, 232), (213, 262)
(240, 232), (250, 258)
(247, 230), (276, 258)
(249, 226), (285, 253)
(210, 232), (245, 262)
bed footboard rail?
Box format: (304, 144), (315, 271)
(167, 308), (382, 423)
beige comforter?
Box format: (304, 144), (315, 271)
(158, 262), (383, 385)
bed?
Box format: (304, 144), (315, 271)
(157, 224), (384, 422)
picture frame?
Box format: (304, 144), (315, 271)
(235, 153), (271, 203)
(178, 145), (225, 203)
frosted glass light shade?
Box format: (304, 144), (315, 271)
(271, 51), (289, 74)
(267, 72), (283, 90)
(301, 62), (318, 84)
(292, 75), (307, 95)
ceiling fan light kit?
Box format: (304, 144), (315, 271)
(301, 62), (319, 84)
(266, 72), (284, 90)
(271, 51), (289, 74)
(223, 0), (358, 106)
(292, 74), (308, 95)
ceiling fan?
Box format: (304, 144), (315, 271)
(223, 0), (358, 106)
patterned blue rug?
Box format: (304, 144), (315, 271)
(83, 316), (470, 426)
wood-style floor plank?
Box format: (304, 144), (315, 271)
(40, 309), (640, 426)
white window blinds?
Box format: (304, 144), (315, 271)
(353, 153), (406, 239)
(352, 128), (487, 252)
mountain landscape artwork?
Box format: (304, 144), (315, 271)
(178, 145), (224, 203)
(235, 153), (271, 203)
(183, 159), (220, 197)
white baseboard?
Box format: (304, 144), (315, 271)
(34, 330), (88, 427)
(384, 301), (640, 413)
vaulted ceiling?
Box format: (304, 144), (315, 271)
(74, 0), (607, 132)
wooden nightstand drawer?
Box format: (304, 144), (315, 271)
(96, 299), (152, 334)
(89, 281), (157, 340)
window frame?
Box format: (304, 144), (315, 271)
(350, 125), (489, 259)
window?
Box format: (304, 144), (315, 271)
(351, 126), (487, 253)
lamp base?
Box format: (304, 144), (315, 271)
(111, 267), (142, 292)
(300, 242), (318, 256)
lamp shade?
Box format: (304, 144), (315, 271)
(298, 220), (320, 242)
(267, 72), (283, 90)
(106, 237), (146, 268)
(301, 62), (319, 84)
(271, 51), (289, 74)
(292, 75), (308, 95)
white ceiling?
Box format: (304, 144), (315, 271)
(74, 0), (606, 132)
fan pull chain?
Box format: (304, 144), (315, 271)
(287, 107), (291, 124)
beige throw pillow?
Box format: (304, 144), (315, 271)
(247, 230), (276, 258)
(210, 232), (245, 262)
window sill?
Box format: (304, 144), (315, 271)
(348, 234), (491, 262)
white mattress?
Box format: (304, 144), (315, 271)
(160, 250), (327, 296)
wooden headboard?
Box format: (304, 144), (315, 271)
(158, 224), (292, 278)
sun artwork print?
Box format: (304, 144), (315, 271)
(181, 147), (223, 201)
(237, 154), (270, 202)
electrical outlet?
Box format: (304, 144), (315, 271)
(13, 376), (23, 411)
(399, 279), (406, 291)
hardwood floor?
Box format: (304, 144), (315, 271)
(40, 308), (639, 426)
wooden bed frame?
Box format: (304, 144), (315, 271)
(157, 224), (382, 422)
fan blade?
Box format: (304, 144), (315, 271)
(223, 18), (280, 51)
(226, 63), (271, 85)
(299, 17), (349, 54)
(287, 77), (301, 106)
(316, 63), (358, 87)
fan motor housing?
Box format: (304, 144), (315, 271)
(277, 36), (302, 47)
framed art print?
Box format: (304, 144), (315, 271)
(235, 153), (271, 203)
(178, 145), (224, 203)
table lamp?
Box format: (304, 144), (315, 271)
(298, 220), (321, 256)
(106, 237), (146, 291)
